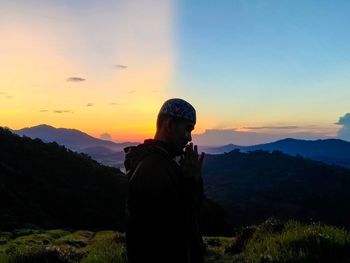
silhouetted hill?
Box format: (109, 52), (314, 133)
(0, 127), (128, 231)
(0, 128), (232, 235)
(203, 149), (350, 228)
(14, 124), (137, 167)
(15, 124), (135, 150)
(202, 138), (350, 168)
(200, 144), (241, 154)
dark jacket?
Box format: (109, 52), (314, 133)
(124, 139), (204, 263)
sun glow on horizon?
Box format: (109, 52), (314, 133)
(0, 0), (175, 138)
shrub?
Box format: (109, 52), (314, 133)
(244, 221), (350, 263)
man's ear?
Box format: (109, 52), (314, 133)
(164, 117), (175, 133)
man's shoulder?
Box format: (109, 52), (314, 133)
(129, 152), (180, 185)
(124, 140), (169, 170)
(138, 152), (174, 170)
(131, 149), (182, 178)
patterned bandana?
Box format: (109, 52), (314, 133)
(159, 98), (196, 124)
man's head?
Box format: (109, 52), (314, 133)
(155, 98), (196, 154)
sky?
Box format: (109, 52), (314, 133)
(1, 0), (350, 144)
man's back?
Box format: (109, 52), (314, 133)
(125, 139), (204, 263)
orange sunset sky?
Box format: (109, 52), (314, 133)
(1, 1), (350, 143)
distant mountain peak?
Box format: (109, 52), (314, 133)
(22, 124), (84, 134)
(22, 124), (55, 130)
(16, 124), (93, 140)
(12, 125), (137, 167)
(35, 124), (54, 128)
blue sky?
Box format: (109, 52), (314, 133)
(172, 0), (350, 135)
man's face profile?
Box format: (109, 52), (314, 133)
(168, 118), (195, 152)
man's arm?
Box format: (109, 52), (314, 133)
(127, 154), (188, 261)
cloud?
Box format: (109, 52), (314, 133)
(192, 129), (331, 146)
(114, 64), (128, 69)
(336, 113), (350, 126)
(39, 109), (49, 112)
(244, 126), (299, 130)
(110, 102), (120, 105)
(100, 133), (112, 141)
(66, 77), (85, 82)
(128, 90), (136, 94)
(0, 92), (12, 99)
(86, 103), (94, 107)
(335, 113), (350, 141)
(53, 110), (73, 114)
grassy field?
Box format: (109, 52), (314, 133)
(1, 220), (349, 263)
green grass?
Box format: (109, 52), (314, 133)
(1, 221), (349, 263)
(80, 231), (126, 263)
(0, 229), (87, 263)
(0, 229), (127, 263)
(244, 221), (350, 263)
(56, 230), (94, 248)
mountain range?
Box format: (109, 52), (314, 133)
(13, 124), (137, 168)
(11, 125), (350, 169)
(2, 125), (350, 232)
(202, 138), (350, 169)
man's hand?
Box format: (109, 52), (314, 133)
(179, 143), (205, 179)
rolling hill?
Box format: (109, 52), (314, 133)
(203, 149), (350, 228)
(202, 138), (350, 168)
(13, 124), (137, 168)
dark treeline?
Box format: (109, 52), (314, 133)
(0, 128), (127, 231)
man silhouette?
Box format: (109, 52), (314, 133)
(124, 98), (204, 263)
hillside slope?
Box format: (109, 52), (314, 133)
(203, 149), (350, 228)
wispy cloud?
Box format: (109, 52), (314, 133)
(114, 64), (128, 70)
(0, 92), (13, 99)
(39, 109), (49, 112)
(86, 103), (94, 107)
(244, 126), (299, 130)
(66, 77), (85, 82)
(53, 110), (73, 114)
(109, 102), (132, 106)
(128, 90), (136, 94)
